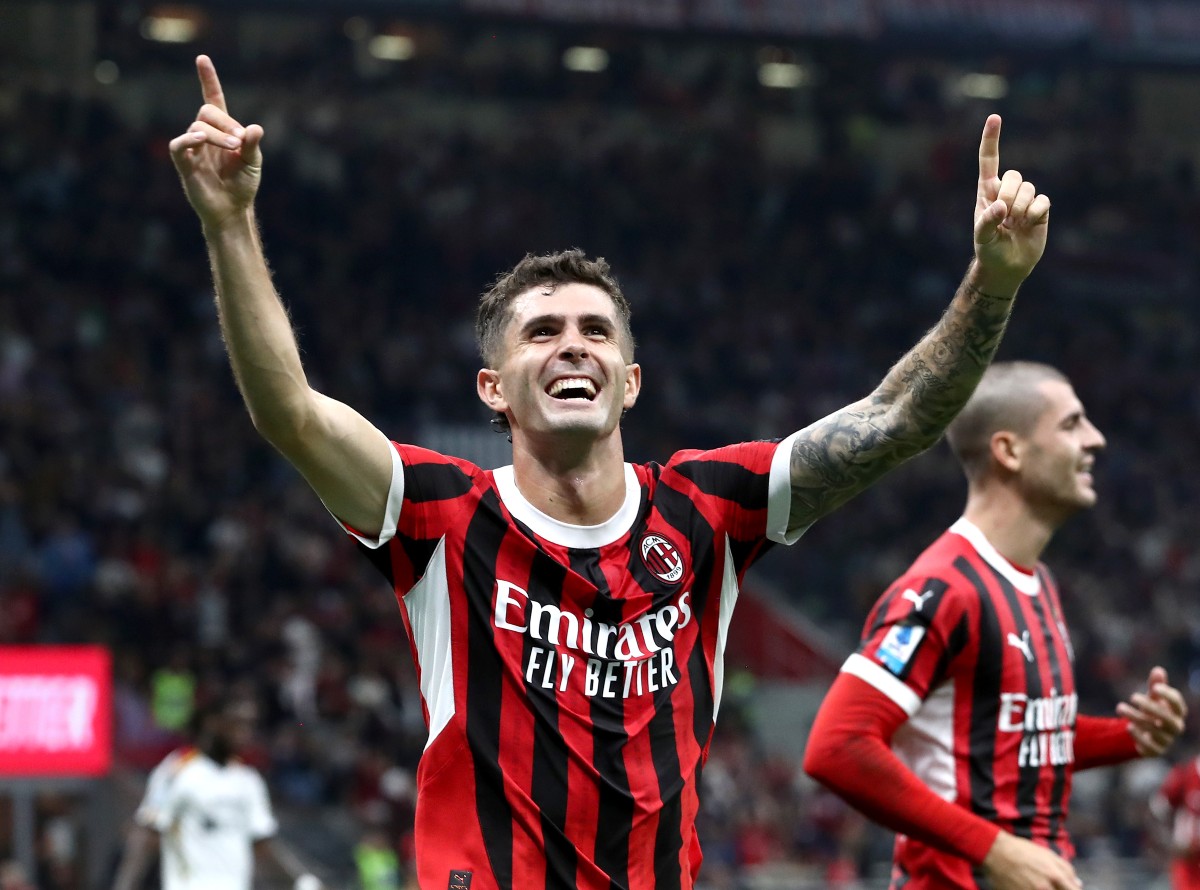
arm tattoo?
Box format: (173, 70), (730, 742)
(788, 275), (1014, 529)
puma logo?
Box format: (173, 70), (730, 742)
(901, 588), (934, 612)
(1007, 630), (1034, 663)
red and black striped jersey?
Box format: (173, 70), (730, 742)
(842, 519), (1078, 890)
(339, 436), (800, 890)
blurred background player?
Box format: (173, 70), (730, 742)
(1152, 751), (1200, 890)
(112, 699), (320, 890)
(804, 362), (1187, 890)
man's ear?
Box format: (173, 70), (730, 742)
(477, 368), (507, 414)
(623, 363), (641, 410)
(990, 430), (1022, 473)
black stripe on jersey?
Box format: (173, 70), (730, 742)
(902, 575), (950, 633)
(463, 490), (514, 888)
(863, 583), (908, 641)
(931, 610), (971, 691)
(358, 535), (450, 587)
(1026, 578), (1069, 854)
(651, 706), (684, 890)
(991, 570), (1042, 838)
(624, 482), (688, 887)
(954, 555), (1002, 823)
(571, 548), (633, 890)
(893, 577), (953, 683)
(652, 482), (718, 749)
(1036, 567), (1070, 663)
(357, 540), (397, 586)
(524, 552), (578, 890)
(728, 536), (770, 575)
(1026, 583), (1063, 711)
(404, 461), (473, 502)
(669, 458), (768, 511)
(652, 772), (681, 890)
(401, 536), (442, 580)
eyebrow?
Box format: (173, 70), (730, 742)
(519, 313), (617, 333)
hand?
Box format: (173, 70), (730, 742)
(168, 55), (264, 231)
(1117, 666), (1188, 757)
(981, 831), (1081, 890)
(970, 115), (1051, 296)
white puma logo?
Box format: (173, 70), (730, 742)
(1007, 630), (1034, 663)
(901, 588), (934, 611)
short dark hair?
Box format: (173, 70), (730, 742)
(945, 361), (1070, 481)
(475, 249), (634, 369)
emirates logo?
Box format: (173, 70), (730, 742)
(640, 534), (684, 584)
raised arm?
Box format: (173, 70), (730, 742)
(169, 55), (392, 537)
(786, 115), (1050, 533)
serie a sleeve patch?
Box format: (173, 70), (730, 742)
(875, 624), (925, 676)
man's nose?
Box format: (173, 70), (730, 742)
(558, 327), (588, 357)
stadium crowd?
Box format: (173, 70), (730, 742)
(2, 20), (1199, 888)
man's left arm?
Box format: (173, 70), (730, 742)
(786, 114), (1050, 534)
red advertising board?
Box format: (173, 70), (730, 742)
(0, 646), (113, 777)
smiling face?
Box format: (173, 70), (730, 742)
(1012, 379), (1106, 517)
(476, 282), (641, 445)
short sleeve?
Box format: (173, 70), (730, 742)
(334, 443), (483, 594)
(660, 438), (797, 576)
(842, 574), (970, 717)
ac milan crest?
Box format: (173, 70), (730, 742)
(640, 534), (684, 583)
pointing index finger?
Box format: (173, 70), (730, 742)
(196, 54), (227, 113)
(978, 114), (1002, 184)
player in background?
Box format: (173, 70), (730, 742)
(804, 361), (1187, 890)
(1151, 752), (1200, 890)
(112, 699), (320, 890)
(168, 52), (1050, 890)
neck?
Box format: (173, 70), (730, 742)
(961, 486), (1061, 568)
(510, 433), (628, 525)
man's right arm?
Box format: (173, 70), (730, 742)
(203, 214), (392, 536)
(170, 56), (391, 537)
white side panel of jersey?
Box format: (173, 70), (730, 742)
(712, 535), (740, 722)
(403, 536), (455, 748)
(891, 680), (957, 802)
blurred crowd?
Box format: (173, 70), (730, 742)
(2, 15), (1200, 889)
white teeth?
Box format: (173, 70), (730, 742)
(548, 377), (597, 399)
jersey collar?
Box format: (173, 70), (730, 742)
(493, 464), (641, 549)
(949, 517), (1041, 596)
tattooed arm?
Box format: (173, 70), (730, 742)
(786, 115), (1050, 534)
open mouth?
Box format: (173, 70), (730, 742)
(547, 377), (597, 402)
